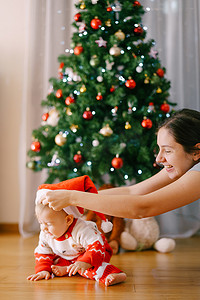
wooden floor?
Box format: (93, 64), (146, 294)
(0, 234), (200, 300)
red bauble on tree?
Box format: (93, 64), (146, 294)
(107, 6), (112, 12)
(65, 96), (75, 105)
(156, 68), (165, 77)
(160, 102), (170, 113)
(56, 89), (63, 98)
(90, 17), (102, 29)
(133, 1), (141, 6)
(74, 45), (84, 55)
(110, 86), (115, 92)
(111, 155), (123, 169)
(74, 13), (81, 22)
(42, 112), (49, 121)
(31, 141), (41, 152)
(134, 26), (144, 35)
(96, 93), (103, 101)
(125, 78), (136, 89)
(83, 108), (93, 120)
(141, 117), (153, 129)
(73, 152), (83, 164)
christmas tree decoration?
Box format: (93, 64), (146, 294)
(109, 45), (121, 56)
(125, 121), (131, 130)
(73, 151), (83, 163)
(31, 141), (41, 152)
(95, 37), (107, 47)
(42, 112), (49, 121)
(92, 139), (99, 147)
(96, 93), (103, 101)
(65, 96), (75, 105)
(114, 30), (125, 41)
(156, 68), (165, 77)
(83, 108), (93, 120)
(74, 13), (81, 22)
(141, 117), (153, 129)
(111, 155), (123, 169)
(55, 133), (67, 146)
(56, 89), (63, 98)
(160, 102), (170, 113)
(99, 124), (113, 136)
(70, 124), (79, 133)
(27, 0), (176, 185)
(90, 55), (100, 67)
(90, 17), (102, 29)
(74, 45), (84, 55)
(125, 78), (136, 89)
(133, 1), (141, 7)
(27, 161), (36, 170)
(80, 85), (86, 93)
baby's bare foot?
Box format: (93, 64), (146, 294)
(105, 272), (127, 287)
(51, 265), (68, 277)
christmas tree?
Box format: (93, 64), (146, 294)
(27, 0), (176, 186)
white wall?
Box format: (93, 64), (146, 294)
(0, 0), (26, 223)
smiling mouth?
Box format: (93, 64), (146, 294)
(165, 165), (173, 169)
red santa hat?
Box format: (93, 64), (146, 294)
(36, 175), (113, 233)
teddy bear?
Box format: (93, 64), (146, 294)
(85, 184), (125, 255)
(120, 217), (176, 253)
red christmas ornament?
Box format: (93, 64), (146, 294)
(160, 102), (170, 113)
(74, 45), (84, 55)
(96, 93), (103, 101)
(65, 96), (75, 105)
(83, 108), (93, 120)
(42, 113), (49, 121)
(74, 13), (81, 22)
(56, 89), (63, 98)
(133, 1), (141, 6)
(110, 86), (115, 92)
(107, 6), (112, 12)
(156, 68), (165, 77)
(141, 117), (153, 129)
(31, 141), (41, 152)
(134, 26), (144, 35)
(73, 152), (83, 163)
(90, 17), (102, 30)
(59, 62), (64, 69)
(111, 156), (123, 169)
(125, 78), (136, 89)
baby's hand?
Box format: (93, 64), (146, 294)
(27, 271), (51, 281)
(67, 261), (92, 276)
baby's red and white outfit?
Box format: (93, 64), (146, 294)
(34, 218), (122, 284)
(35, 175), (122, 284)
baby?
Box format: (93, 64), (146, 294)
(27, 202), (126, 287)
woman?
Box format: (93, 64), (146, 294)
(38, 109), (200, 226)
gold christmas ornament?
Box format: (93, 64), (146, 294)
(109, 44), (121, 56)
(80, 2), (86, 9)
(66, 107), (72, 116)
(105, 19), (111, 27)
(144, 77), (150, 84)
(156, 87), (162, 93)
(70, 124), (79, 133)
(55, 133), (67, 146)
(80, 85), (86, 93)
(114, 30), (125, 40)
(99, 124), (113, 136)
(125, 121), (131, 130)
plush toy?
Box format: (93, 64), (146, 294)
(86, 184), (125, 255)
(120, 217), (176, 253)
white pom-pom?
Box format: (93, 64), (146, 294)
(154, 238), (176, 253)
(101, 220), (113, 233)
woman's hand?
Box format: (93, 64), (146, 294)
(36, 189), (72, 211)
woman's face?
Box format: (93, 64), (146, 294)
(156, 127), (196, 180)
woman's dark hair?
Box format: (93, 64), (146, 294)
(158, 108), (200, 154)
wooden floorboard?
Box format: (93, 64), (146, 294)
(0, 233), (200, 300)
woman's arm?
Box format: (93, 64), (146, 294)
(99, 168), (174, 196)
(41, 170), (200, 219)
